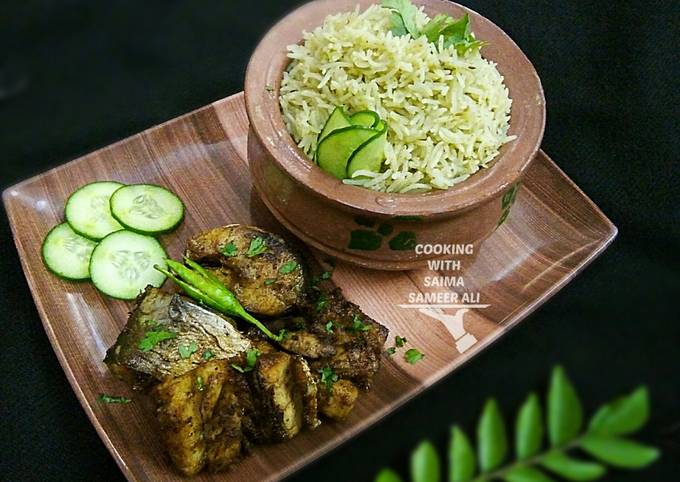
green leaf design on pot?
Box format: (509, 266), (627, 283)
(498, 183), (520, 227)
(394, 215), (423, 222)
(373, 365), (659, 482)
(349, 230), (382, 250)
(389, 231), (417, 250)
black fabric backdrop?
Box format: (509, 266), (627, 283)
(1, 1), (678, 481)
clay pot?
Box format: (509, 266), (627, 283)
(245, 0), (545, 270)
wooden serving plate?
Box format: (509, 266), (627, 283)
(3, 93), (616, 482)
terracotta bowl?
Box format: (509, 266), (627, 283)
(245, 0), (545, 270)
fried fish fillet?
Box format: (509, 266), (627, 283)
(104, 287), (250, 382)
(185, 225), (307, 316)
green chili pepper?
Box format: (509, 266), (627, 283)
(156, 259), (283, 342)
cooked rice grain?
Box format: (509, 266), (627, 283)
(279, 5), (514, 192)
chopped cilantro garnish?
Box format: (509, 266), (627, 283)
(231, 349), (261, 373)
(279, 260), (298, 274)
(264, 278), (276, 286)
(404, 348), (425, 364)
(386, 347), (396, 356)
(178, 341), (198, 359)
(325, 321), (334, 333)
(395, 335), (407, 347)
(321, 271), (332, 280)
(196, 376), (205, 391)
(315, 293), (328, 312)
(246, 237), (268, 257)
(350, 314), (371, 332)
(202, 350), (215, 361)
(98, 394), (132, 404)
(138, 330), (177, 352)
(277, 328), (290, 341)
(220, 242), (238, 257)
(319, 366), (339, 393)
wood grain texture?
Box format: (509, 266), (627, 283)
(3, 92), (616, 481)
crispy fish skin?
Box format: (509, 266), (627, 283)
(185, 225), (307, 317)
(104, 287), (251, 381)
(152, 360), (249, 476)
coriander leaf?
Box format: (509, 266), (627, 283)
(246, 237), (268, 257)
(232, 349), (261, 373)
(381, 0), (420, 38)
(421, 14), (457, 42)
(325, 321), (334, 333)
(375, 468), (403, 482)
(277, 328), (289, 341)
(196, 375), (205, 391)
(202, 350), (215, 361)
(547, 366), (583, 446)
(220, 242), (238, 257)
(321, 270), (332, 280)
(477, 398), (508, 472)
(404, 348), (424, 364)
(264, 278), (276, 286)
(178, 341), (198, 359)
(246, 348), (261, 368)
(588, 386), (649, 436)
(450, 426), (475, 482)
(98, 394), (132, 404)
(279, 260), (298, 274)
(138, 330), (177, 352)
(540, 452), (606, 481)
(410, 440), (441, 482)
(351, 314), (371, 332)
(515, 392), (543, 460)
(502, 466), (554, 482)
(579, 435), (660, 469)
(386, 347), (396, 356)
(316, 293), (328, 312)
(320, 366), (339, 393)
(395, 335), (407, 347)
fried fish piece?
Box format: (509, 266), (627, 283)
(152, 360), (248, 476)
(317, 378), (359, 421)
(185, 225), (307, 317)
(104, 287), (250, 382)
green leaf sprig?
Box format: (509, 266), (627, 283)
(381, 0), (485, 54)
(374, 366), (659, 482)
(155, 257), (286, 342)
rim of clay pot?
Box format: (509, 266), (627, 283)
(245, 0), (545, 217)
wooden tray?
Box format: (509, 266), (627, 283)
(3, 92), (616, 481)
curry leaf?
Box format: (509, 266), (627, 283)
(580, 435), (660, 469)
(449, 426), (475, 482)
(375, 468), (403, 482)
(588, 386), (649, 436)
(503, 466), (555, 482)
(547, 366), (582, 446)
(410, 440), (440, 482)
(515, 392), (543, 460)
(477, 398), (508, 472)
(540, 452), (606, 481)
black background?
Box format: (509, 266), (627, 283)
(1, 1), (678, 481)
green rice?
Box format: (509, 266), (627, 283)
(279, 4), (515, 193)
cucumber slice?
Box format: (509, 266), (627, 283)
(89, 230), (168, 300)
(350, 111), (380, 128)
(42, 223), (98, 280)
(65, 181), (124, 240)
(110, 184), (185, 235)
(347, 121), (388, 176)
(317, 106), (352, 146)
(317, 126), (383, 179)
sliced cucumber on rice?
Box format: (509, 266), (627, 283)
(65, 181), (124, 240)
(89, 230), (168, 300)
(42, 223), (98, 280)
(110, 184), (184, 235)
